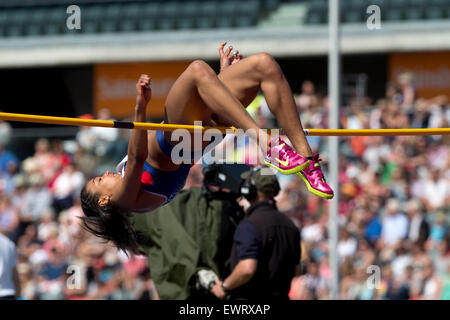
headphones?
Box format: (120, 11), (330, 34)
(239, 166), (263, 201)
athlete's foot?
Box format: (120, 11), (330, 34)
(263, 136), (310, 174)
(297, 153), (334, 199)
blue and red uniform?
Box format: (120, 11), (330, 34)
(116, 130), (192, 208)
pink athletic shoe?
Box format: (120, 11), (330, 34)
(297, 153), (334, 199)
(263, 136), (310, 175)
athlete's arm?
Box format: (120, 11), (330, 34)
(113, 75), (152, 210)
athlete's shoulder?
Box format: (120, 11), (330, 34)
(116, 155), (129, 175)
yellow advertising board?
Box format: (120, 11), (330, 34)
(94, 61), (191, 119)
(388, 51), (450, 99)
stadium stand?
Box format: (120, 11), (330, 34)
(1, 0), (449, 37)
(0, 0), (271, 36)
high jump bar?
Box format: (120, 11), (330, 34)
(1, 112), (449, 136)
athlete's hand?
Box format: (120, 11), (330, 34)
(136, 74), (152, 108)
(219, 42), (243, 72)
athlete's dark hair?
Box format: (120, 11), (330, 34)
(79, 185), (142, 255)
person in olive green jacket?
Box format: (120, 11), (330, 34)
(131, 165), (246, 300)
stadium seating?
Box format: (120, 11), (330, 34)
(0, 0), (267, 37)
(0, 0), (449, 38)
(303, 0), (450, 25)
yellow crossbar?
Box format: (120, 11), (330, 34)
(1, 112), (449, 136)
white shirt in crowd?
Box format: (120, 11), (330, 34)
(381, 212), (409, 246)
(301, 224), (324, 243)
(423, 178), (448, 209)
(391, 254), (413, 280)
(0, 233), (17, 297)
(362, 144), (391, 171)
(408, 215), (423, 243)
(422, 277), (440, 300)
(0, 122), (12, 146)
(89, 125), (119, 143)
(337, 237), (358, 260)
(52, 170), (85, 199)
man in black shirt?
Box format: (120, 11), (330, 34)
(211, 167), (301, 300)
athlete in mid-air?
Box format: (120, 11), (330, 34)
(80, 43), (333, 253)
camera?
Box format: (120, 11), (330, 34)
(202, 163), (251, 200)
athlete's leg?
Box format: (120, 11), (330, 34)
(217, 52), (313, 157)
(217, 53), (333, 198)
(164, 60), (270, 148)
(162, 56), (312, 176)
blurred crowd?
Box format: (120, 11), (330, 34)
(0, 72), (449, 300)
(0, 108), (158, 300)
(283, 74), (449, 300)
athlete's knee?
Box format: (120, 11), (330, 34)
(253, 52), (281, 77)
(189, 60), (216, 83)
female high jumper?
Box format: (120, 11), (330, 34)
(80, 43), (333, 253)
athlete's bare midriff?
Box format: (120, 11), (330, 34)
(146, 130), (181, 171)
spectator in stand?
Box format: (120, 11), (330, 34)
(295, 80), (318, 112)
(17, 224), (43, 260)
(439, 264), (450, 300)
(433, 238), (449, 278)
(427, 96), (449, 130)
(384, 275), (411, 300)
(396, 72), (417, 110)
(17, 262), (37, 300)
(353, 238), (376, 270)
(89, 108), (119, 157)
(410, 99), (430, 129)
(10, 174), (27, 208)
(0, 161), (19, 196)
(391, 242), (413, 280)
(337, 228), (357, 262)
(421, 261), (442, 300)
(0, 117), (12, 147)
(48, 140), (71, 183)
(36, 245), (68, 300)
(363, 209), (382, 246)
(422, 169), (448, 211)
(76, 114), (97, 152)
(385, 82), (403, 105)
(37, 210), (58, 244)
(369, 99), (387, 129)
(301, 215), (325, 244)
(345, 98), (367, 130)
(380, 198), (409, 247)
(426, 139), (449, 170)
(429, 212), (448, 246)
(0, 232), (20, 300)
(0, 196), (20, 242)
(406, 199), (430, 246)
(0, 144), (19, 176)
(31, 139), (55, 185)
(20, 173), (52, 224)
(362, 136), (391, 172)
(51, 162), (85, 214)
(300, 260), (328, 300)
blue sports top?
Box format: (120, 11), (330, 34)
(116, 130), (192, 210)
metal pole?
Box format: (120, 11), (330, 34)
(328, 0), (340, 300)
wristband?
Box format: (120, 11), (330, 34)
(221, 282), (229, 293)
